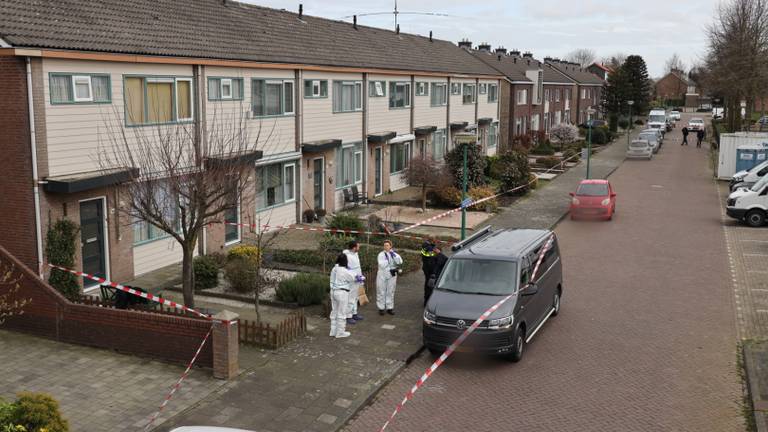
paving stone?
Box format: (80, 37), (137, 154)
(333, 398), (352, 409)
(315, 413), (337, 425)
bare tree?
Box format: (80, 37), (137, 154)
(549, 124), (580, 150)
(665, 53), (687, 73)
(601, 53), (627, 70)
(403, 156), (442, 211)
(99, 101), (275, 308)
(0, 260), (29, 325)
(565, 48), (597, 68)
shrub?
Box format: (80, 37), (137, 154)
(537, 156), (562, 169)
(608, 113), (619, 132)
(315, 208), (327, 218)
(326, 212), (365, 233)
(207, 252), (227, 268)
(319, 233), (354, 253)
(367, 214), (383, 232)
(495, 150), (531, 192)
(224, 258), (258, 293)
(562, 147), (580, 162)
(468, 185), (499, 212)
(618, 118), (629, 129)
(275, 273), (329, 306)
(227, 245), (260, 264)
(302, 209), (315, 223)
(634, 119), (645, 125)
(587, 127), (608, 144)
(193, 255), (219, 290)
(272, 249), (325, 268)
(511, 134), (533, 150)
(433, 185), (463, 207)
(530, 140), (555, 155)
(549, 124), (579, 148)
(9, 392), (69, 432)
(45, 219), (80, 301)
(445, 142), (487, 189)
(484, 155), (500, 180)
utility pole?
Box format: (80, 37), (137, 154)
(627, 100), (635, 150)
(461, 144), (468, 240)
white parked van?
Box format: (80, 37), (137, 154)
(730, 160), (768, 191)
(648, 109), (667, 136)
(726, 175), (768, 227)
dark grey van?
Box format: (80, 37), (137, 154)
(423, 227), (563, 362)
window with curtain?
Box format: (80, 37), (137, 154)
(462, 84), (476, 104)
(255, 161), (296, 210)
(336, 142), (362, 188)
(124, 76), (193, 125)
(416, 82), (429, 96)
(478, 83), (487, 95)
(389, 82), (411, 108)
(431, 129), (447, 161)
(304, 80), (328, 98)
(132, 181), (178, 244)
(208, 77), (244, 100)
(451, 82), (461, 95)
(284, 164), (295, 202)
(488, 122), (498, 148)
(390, 141), (411, 173)
(332, 81), (362, 113)
(368, 81), (386, 97)
(252, 79), (294, 117)
(50, 73), (111, 104)
(430, 83), (447, 106)
(487, 84), (498, 103)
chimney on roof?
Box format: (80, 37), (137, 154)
(544, 56), (553, 62)
(494, 47), (507, 55)
(457, 39), (472, 49)
(429, 31), (433, 42)
(523, 52), (533, 58)
(527, 59), (531, 66)
(396, 24), (400, 34)
(477, 42), (492, 52)
(510, 49), (521, 56)
(299, 4), (303, 19)
(353, 15), (357, 29)
(513, 57), (517, 64)
(498, 55), (502, 62)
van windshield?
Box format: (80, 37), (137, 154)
(649, 115), (666, 123)
(751, 175), (768, 192)
(437, 259), (517, 295)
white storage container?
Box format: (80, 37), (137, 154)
(717, 132), (768, 179)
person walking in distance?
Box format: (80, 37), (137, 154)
(376, 240), (403, 315)
(681, 126), (689, 146)
(696, 128), (705, 148)
(421, 239), (437, 306)
(343, 240), (364, 324)
(329, 254), (363, 338)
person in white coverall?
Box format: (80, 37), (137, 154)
(329, 253), (360, 338)
(343, 241), (364, 324)
(376, 240), (403, 315)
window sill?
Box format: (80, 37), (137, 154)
(126, 120), (195, 128)
(257, 200), (296, 212)
(388, 106), (411, 110)
(429, 104), (448, 108)
(224, 238), (242, 246)
(462, 102), (476, 105)
(304, 96), (329, 99)
(208, 98), (245, 102)
(50, 100), (112, 106)
(251, 114), (295, 119)
(335, 181), (363, 191)
(332, 110), (363, 114)
(133, 234), (174, 247)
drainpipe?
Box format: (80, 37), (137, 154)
(26, 57), (44, 277)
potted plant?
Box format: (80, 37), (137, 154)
(315, 208), (327, 224)
(303, 209), (316, 223)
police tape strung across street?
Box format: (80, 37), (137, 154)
(143, 326), (213, 431)
(46, 263), (226, 322)
(378, 234), (555, 432)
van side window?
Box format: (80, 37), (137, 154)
(519, 265), (530, 289)
(760, 166), (768, 176)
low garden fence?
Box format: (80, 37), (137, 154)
(238, 309), (307, 349)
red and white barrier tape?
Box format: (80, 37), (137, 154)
(220, 222), (454, 245)
(47, 264), (214, 321)
(378, 234), (554, 432)
(144, 326), (213, 431)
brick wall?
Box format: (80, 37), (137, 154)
(0, 57), (37, 270)
(655, 73), (687, 100)
(499, 80), (512, 150)
(0, 243), (214, 367)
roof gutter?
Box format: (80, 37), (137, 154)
(25, 57), (44, 277)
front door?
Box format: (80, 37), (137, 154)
(374, 147), (382, 196)
(313, 158), (324, 209)
(80, 199), (107, 288)
(224, 193), (240, 244)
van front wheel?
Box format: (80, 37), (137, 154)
(507, 327), (525, 363)
(746, 209), (766, 227)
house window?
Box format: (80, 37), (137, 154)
(516, 89), (527, 105)
(50, 73), (111, 104)
(208, 78), (244, 101)
(431, 129), (447, 160)
(124, 76), (192, 125)
(564, 110), (571, 123)
(488, 122), (498, 148)
(304, 79), (329, 98)
(462, 84), (476, 104)
(581, 89), (587, 99)
(555, 89), (561, 102)
(487, 84), (498, 103)
(564, 89), (570, 101)
(252, 79), (294, 117)
(369, 81), (386, 97)
(430, 83), (448, 106)
(256, 161), (296, 210)
(390, 141), (412, 173)
(451, 82), (461, 95)
(132, 182), (178, 244)
(336, 142), (363, 189)
(416, 82), (429, 96)
(333, 81), (363, 112)
(544, 89), (551, 102)
(532, 114), (540, 131)
(224, 191), (240, 244)
(479, 83), (487, 94)
(389, 82), (412, 109)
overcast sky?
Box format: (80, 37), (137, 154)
(245, 0), (721, 77)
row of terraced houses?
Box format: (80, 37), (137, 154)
(0, 0), (604, 288)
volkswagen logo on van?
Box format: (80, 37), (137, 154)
(455, 320), (466, 329)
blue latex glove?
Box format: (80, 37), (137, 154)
(355, 274), (366, 283)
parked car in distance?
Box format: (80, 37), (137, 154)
(726, 174), (768, 227)
(730, 160), (768, 191)
(642, 127), (664, 143)
(638, 131), (661, 153)
(423, 227), (563, 363)
(580, 119), (608, 128)
(758, 116), (768, 125)
(569, 179), (616, 221)
(713, 107), (724, 119)
(627, 139), (653, 160)
(688, 117), (705, 131)
(669, 111), (681, 121)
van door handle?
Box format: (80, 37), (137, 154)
(85, 237), (98, 244)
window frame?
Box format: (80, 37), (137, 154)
(221, 78), (233, 99)
(251, 78), (295, 118)
(430, 82), (448, 106)
(304, 79), (329, 98)
(333, 80), (363, 113)
(416, 82), (429, 96)
(49, 72), (112, 105)
(517, 89), (527, 105)
(431, 128), (448, 161)
(256, 160), (298, 211)
(336, 142), (363, 189)
(207, 77), (244, 101)
(451, 82), (461, 95)
(368, 80), (387, 97)
(175, 77), (194, 122)
(389, 81), (412, 109)
(462, 83), (476, 105)
(72, 75), (93, 102)
(123, 75), (194, 127)
(478, 83), (487, 95)
(487, 83), (498, 103)
(390, 141), (412, 174)
(283, 163), (296, 203)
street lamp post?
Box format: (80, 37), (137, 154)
(627, 100), (635, 149)
(586, 108), (596, 179)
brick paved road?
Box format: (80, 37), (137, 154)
(345, 116), (745, 431)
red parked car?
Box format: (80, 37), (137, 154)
(569, 179), (616, 220)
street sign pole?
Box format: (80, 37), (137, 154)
(461, 144), (468, 240)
